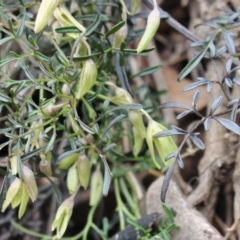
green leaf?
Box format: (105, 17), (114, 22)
(45, 128), (56, 153)
(122, 47), (155, 54)
(76, 14), (110, 22)
(21, 146), (46, 161)
(102, 114), (126, 137)
(72, 52), (101, 61)
(0, 90), (10, 102)
(45, 176), (62, 204)
(55, 26), (81, 34)
(84, 14), (101, 36)
(0, 58), (16, 68)
(8, 18), (16, 37)
(162, 203), (175, 222)
(16, 12), (26, 38)
(105, 20), (125, 37)
(178, 47), (208, 81)
(27, 35), (38, 48)
(0, 176), (8, 210)
(101, 156), (112, 196)
(0, 36), (13, 46)
(132, 65), (161, 78)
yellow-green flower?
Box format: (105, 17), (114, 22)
(146, 120), (177, 169)
(77, 155), (91, 190)
(75, 59), (98, 100)
(54, 5), (86, 39)
(34, 0), (60, 33)
(2, 177), (30, 219)
(52, 196), (74, 239)
(111, 87), (133, 105)
(132, 126), (144, 157)
(67, 163), (79, 194)
(89, 166), (103, 206)
(137, 8), (160, 53)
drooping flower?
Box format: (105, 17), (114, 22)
(75, 59), (98, 100)
(2, 177), (30, 219)
(137, 8), (161, 53)
(34, 0), (60, 33)
(146, 120), (177, 169)
(52, 196), (74, 239)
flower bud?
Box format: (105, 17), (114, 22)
(89, 166), (103, 206)
(10, 155), (18, 175)
(54, 5), (86, 39)
(58, 151), (79, 170)
(111, 87), (133, 105)
(18, 185), (29, 219)
(132, 127), (144, 157)
(61, 83), (70, 95)
(137, 8), (160, 53)
(39, 159), (52, 176)
(67, 164), (79, 194)
(128, 110), (145, 138)
(52, 196), (74, 239)
(146, 120), (177, 169)
(2, 178), (21, 213)
(22, 166), (38, 202)
(113, 24), (128, 49)
(68, 113), (81, 134)
(42, 103), (62, 116)
(77, 155), (91, 189)
(34, 0), (60, 33)
(75, 59), (97, 99)
(131, 0), (141, 15)
(2, 177), (30, 219)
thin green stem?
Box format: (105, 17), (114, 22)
(114, 178), (125, 230)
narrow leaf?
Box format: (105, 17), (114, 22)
(84, 14), (101, 36)
(226, 58), (232, 73)
(223, 31), (235, 55)
(189, 135), (205, 150)
(178, 48), (208, 81)
(72, 52), (101, 61)
(210, 95), (223, 114)
(176, 109), (192, 119)
(206, 82), (213, 93)
(102, 114), (125, 137)
(231, 104), (238, 122)
(165, 152), (176, 162)
(183, 80), (208, 92)
(131, 65), (161, 78)
(215, 117), (240, 135)
(154, 129), (185, 138)
(204, 118), (211, 131)
(101, 156), (112, 196)
(102, 143), (117, 154)
(177, 155), (184, 169)
(45, 176), (62, 204)
(115, 51), (133, 95)
(0, 36), (13, 46)
(159, 102), (191, 110)
(161, 162), (175, 202)
(105, 20), (125, 37)
(192, 90), (200, 107)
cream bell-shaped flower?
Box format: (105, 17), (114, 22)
(111, 87), (134, 105)
(52, 196), (74, 239)
(137, 8), (160, 53)
(54, 5), (86, 39)
(2, 177), (30, 219)
(34, 0), (60, 33)
(146, 120), (177, 169)
(75, 59), (97, 99)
